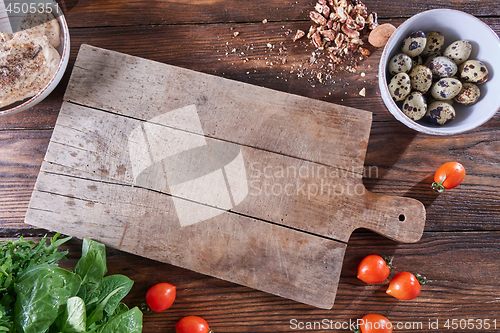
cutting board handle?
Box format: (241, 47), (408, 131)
(358, 191), (426, 243)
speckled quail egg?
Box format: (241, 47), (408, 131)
(401, 31), (427, 57)
(428, 101), (456, 125)
(443, 40), (472, 65)
(454, 82), (481, 105)
(459, 60), (489, 84)
(427, 56), (458, 79)
(431, 78), (462, 100)
(402, 91), (427, 121)
(421, 31), (445, 57)
(388, 53), (413, 75)
(409, 65), (433, 93)
(389, 73), (411, 101)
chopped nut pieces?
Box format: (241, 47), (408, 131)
(300, 0), (378, 60)
(359, 87), (366, 96)
(293, 29), (306, 42)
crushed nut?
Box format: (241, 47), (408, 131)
(312, 31), (323, 48)
(293, 29), (306, 42)
(359, 87), (366, 97)
(296, 0), (378, 64)
(359, 47), (370, 56)
(310, 11), (327, 26)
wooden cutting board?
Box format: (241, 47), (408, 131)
(25, 44), (426, 309)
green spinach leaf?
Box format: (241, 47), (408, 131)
(98, 307), (142, 333)
(55, 296), (86, 333)
(14, 267), (82, 333)
(86, 275), (133, 328)
(74, 239), (107, 299)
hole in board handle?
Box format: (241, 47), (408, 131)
(399, 214), (406, 222)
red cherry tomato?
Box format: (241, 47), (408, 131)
(175, 316), (212, 333)
(386, 272), (426, 300)
(357, 255), (393, 284)
(145, 282), (176, 312)
(431, 162), (465, 193)
(358, 313), (393, 333)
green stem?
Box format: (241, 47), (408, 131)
(431, 174), (447, 193)
(415, 273), (427, 285)
(382, 256), (394, 270)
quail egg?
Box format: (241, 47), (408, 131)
(421, 31), (445, 57)
(402, 91), (427, 121)
(443, 40), (472, 65)
(388, 53), (413, 75)
(401, 31), (427, 57)
(431, 78), (462, 100)
(454, 82), (481, 105)
(409, 65), (433, 93)
(427, 56), (458, 79)
(389, 73), (411, 101)
(428, 101), (456, 125)
(459, 60), (489, 84)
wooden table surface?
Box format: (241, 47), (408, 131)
(1, 0), (499, 332)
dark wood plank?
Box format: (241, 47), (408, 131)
(363, 122), (500, 231)
(0, 0), (498, 331)
(2, 125), (499, 233)
(0, 131), (51, 231)
(61, 0), (500, 28)
(1, 18), (499, 129)
(19, 230), (500, 332)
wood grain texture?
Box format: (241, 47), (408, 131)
(66, 45), (373, 171)
(24, 42), (423, 307)
(31, 101), (424, 243)
(0, 0), (499, 329)
(2, 124), (499, 233)
(27, 168), (347, 309)
(1, 18), (499, 129)
(38, 230), (500, 332)
(61, 0), (500, 27)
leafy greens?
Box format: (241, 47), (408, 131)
(0, 235), (142, 333)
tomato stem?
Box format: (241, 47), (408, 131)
(431, 174), (447, 193)
(351, 325), (361, 333)
(382, 255), (394, 269)
(415, 273), (427, 285)
(140, 302), (152, 312)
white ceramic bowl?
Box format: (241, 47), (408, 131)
(379, 9), (500, 135)
(0, 0), (70, 116)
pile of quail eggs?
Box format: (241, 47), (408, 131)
(387, 30), (489, 125)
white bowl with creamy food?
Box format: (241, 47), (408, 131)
(0, 0), (70, 116)
(379, 9), (500, 135)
